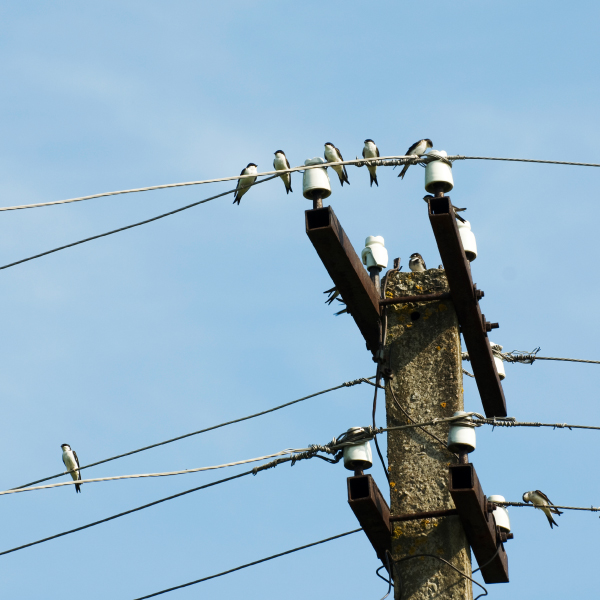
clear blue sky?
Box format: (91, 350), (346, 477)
(1, 2), (599, 598)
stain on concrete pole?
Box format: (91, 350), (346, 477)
(384, 268), (472, 600)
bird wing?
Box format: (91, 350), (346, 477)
(362, 147), (366, 158)
(535, 490), (553, 504)
(273, 158), (276, 169)
(73, 450), (81, 473)
(335, 146), (344, 161)
(235, 167), (246, 190)
(285, 156), (291, 169)
(376, 146), (380, 157)
(406, 140), (420, 155)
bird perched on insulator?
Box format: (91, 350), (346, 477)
(408, 252), (427, 272)
(398, 139), (433, 179)
(324, 143), (350, 186)
(362, 139), (379, 187)
(233, 163), (258, 205)
(522, 490), (563, 528)
(273, 150), (293, 194)
(61, 444), (82, 493)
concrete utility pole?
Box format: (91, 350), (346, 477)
(384, 268), (472, 600)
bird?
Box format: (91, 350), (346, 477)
(61, 443), (82, 493)
(362, 139), (379, 187)
(324, 143), (350, 186)
(323, 286), (340, 305)
(398, 139), (433, 179)
(273, 150), (293, 194)
(522, 490), (563, 529)
(423, 195), (467, 221)
(233, 163), (258, 205)
(408, 252), (427, 272)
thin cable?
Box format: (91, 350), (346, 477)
(132, 529), (362, 600)
(452, 155), (600, 168)
(4, 153), (599, 212)
(0, 155), (422, 211)
(0, 175), (278, 272)
(2, 449), (309, 496)
(394, 554), (487, 600)
(464, 347), (600, 366)
(495, 501), (600, 512)
(472, 416), (600, 432)
(13, 375), (375, 490)
(0, 469), (253, 557)
(472, 543), (501, 574)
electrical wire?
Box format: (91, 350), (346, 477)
(12, 375), (375, 490)
(3, 153), (598, 213)
(495, 501), (600, 512)
(0, 175), (278, 272)
(0, 469), (253, 557)
(0, 155), (421, 211)
(2, 449), (312, 496)
(131, 529), (362, 599)
(463, 347), (600, 366)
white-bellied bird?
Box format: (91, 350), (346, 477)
(522, 490), (563, 528)
(324, 143), (350, 186)
(273, 150), (293, 194)
(398, 139), (433, 179)
(233, 163), (258, 205)
(362, 139), (379, 187)
(61, 444), (82, 493)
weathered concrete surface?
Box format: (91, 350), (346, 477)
(384, 269), (472, 600)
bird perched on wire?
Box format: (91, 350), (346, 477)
(233, 163), (258, 205)
(323, 286), (340, 305)
(324, 143), (350, 186)
(273, 151), (293, 194)
(408, 252), (427, 272)
(362, 139), (379, 187)
(522, 490), (563, 528)
(423, 195), (467, 222)
(398, 139), (433, 179)
(61, 443), (82, 493)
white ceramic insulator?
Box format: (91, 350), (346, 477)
(490, 342), (506, 380)
(447, 411), (476, 453)
(488, 495), (511, 532)
(343, 427), (373, 471)
(457, 219), (477, 261)
(494, 355), (506, 380)
(303, 157), (332, 200)
(425, 150), (454, 193)
(361, 236), (388, 269)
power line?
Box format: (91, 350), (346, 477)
(132, 529), (362, 600)
(12, 375), (374, 490)
(0, 175), (279, 272)
(2, 449), (308, 496)
(0, 470), (253, 557)
(463, 348), (600, 366)
(495, 501), (600, 513)
(0, 155), (419, 211)
(4, 152), (598, 213)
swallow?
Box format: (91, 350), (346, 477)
(61, 444), (82, 493)
(362, 139), (379, 187)
(408, 252), (427, 272)
(324, 286), (340, 305)
(233, 163), (258, 205)
(324, 143), (350, 186)
(398, 139), (433, 179)
(273, 151), (292, 194)
(522, 490), (563, 529)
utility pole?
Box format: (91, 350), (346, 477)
(384, 268), (472, 599)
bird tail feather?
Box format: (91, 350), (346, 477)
(398, 164), (409, 179)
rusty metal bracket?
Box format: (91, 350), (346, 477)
(449, 463), (509, 584)
(380, 292), (452, 307)
(347, 474), (391, 571)
(306, 207), (381, 353)
(428, 196), (507, 417)
(389, 508), (458, 522)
